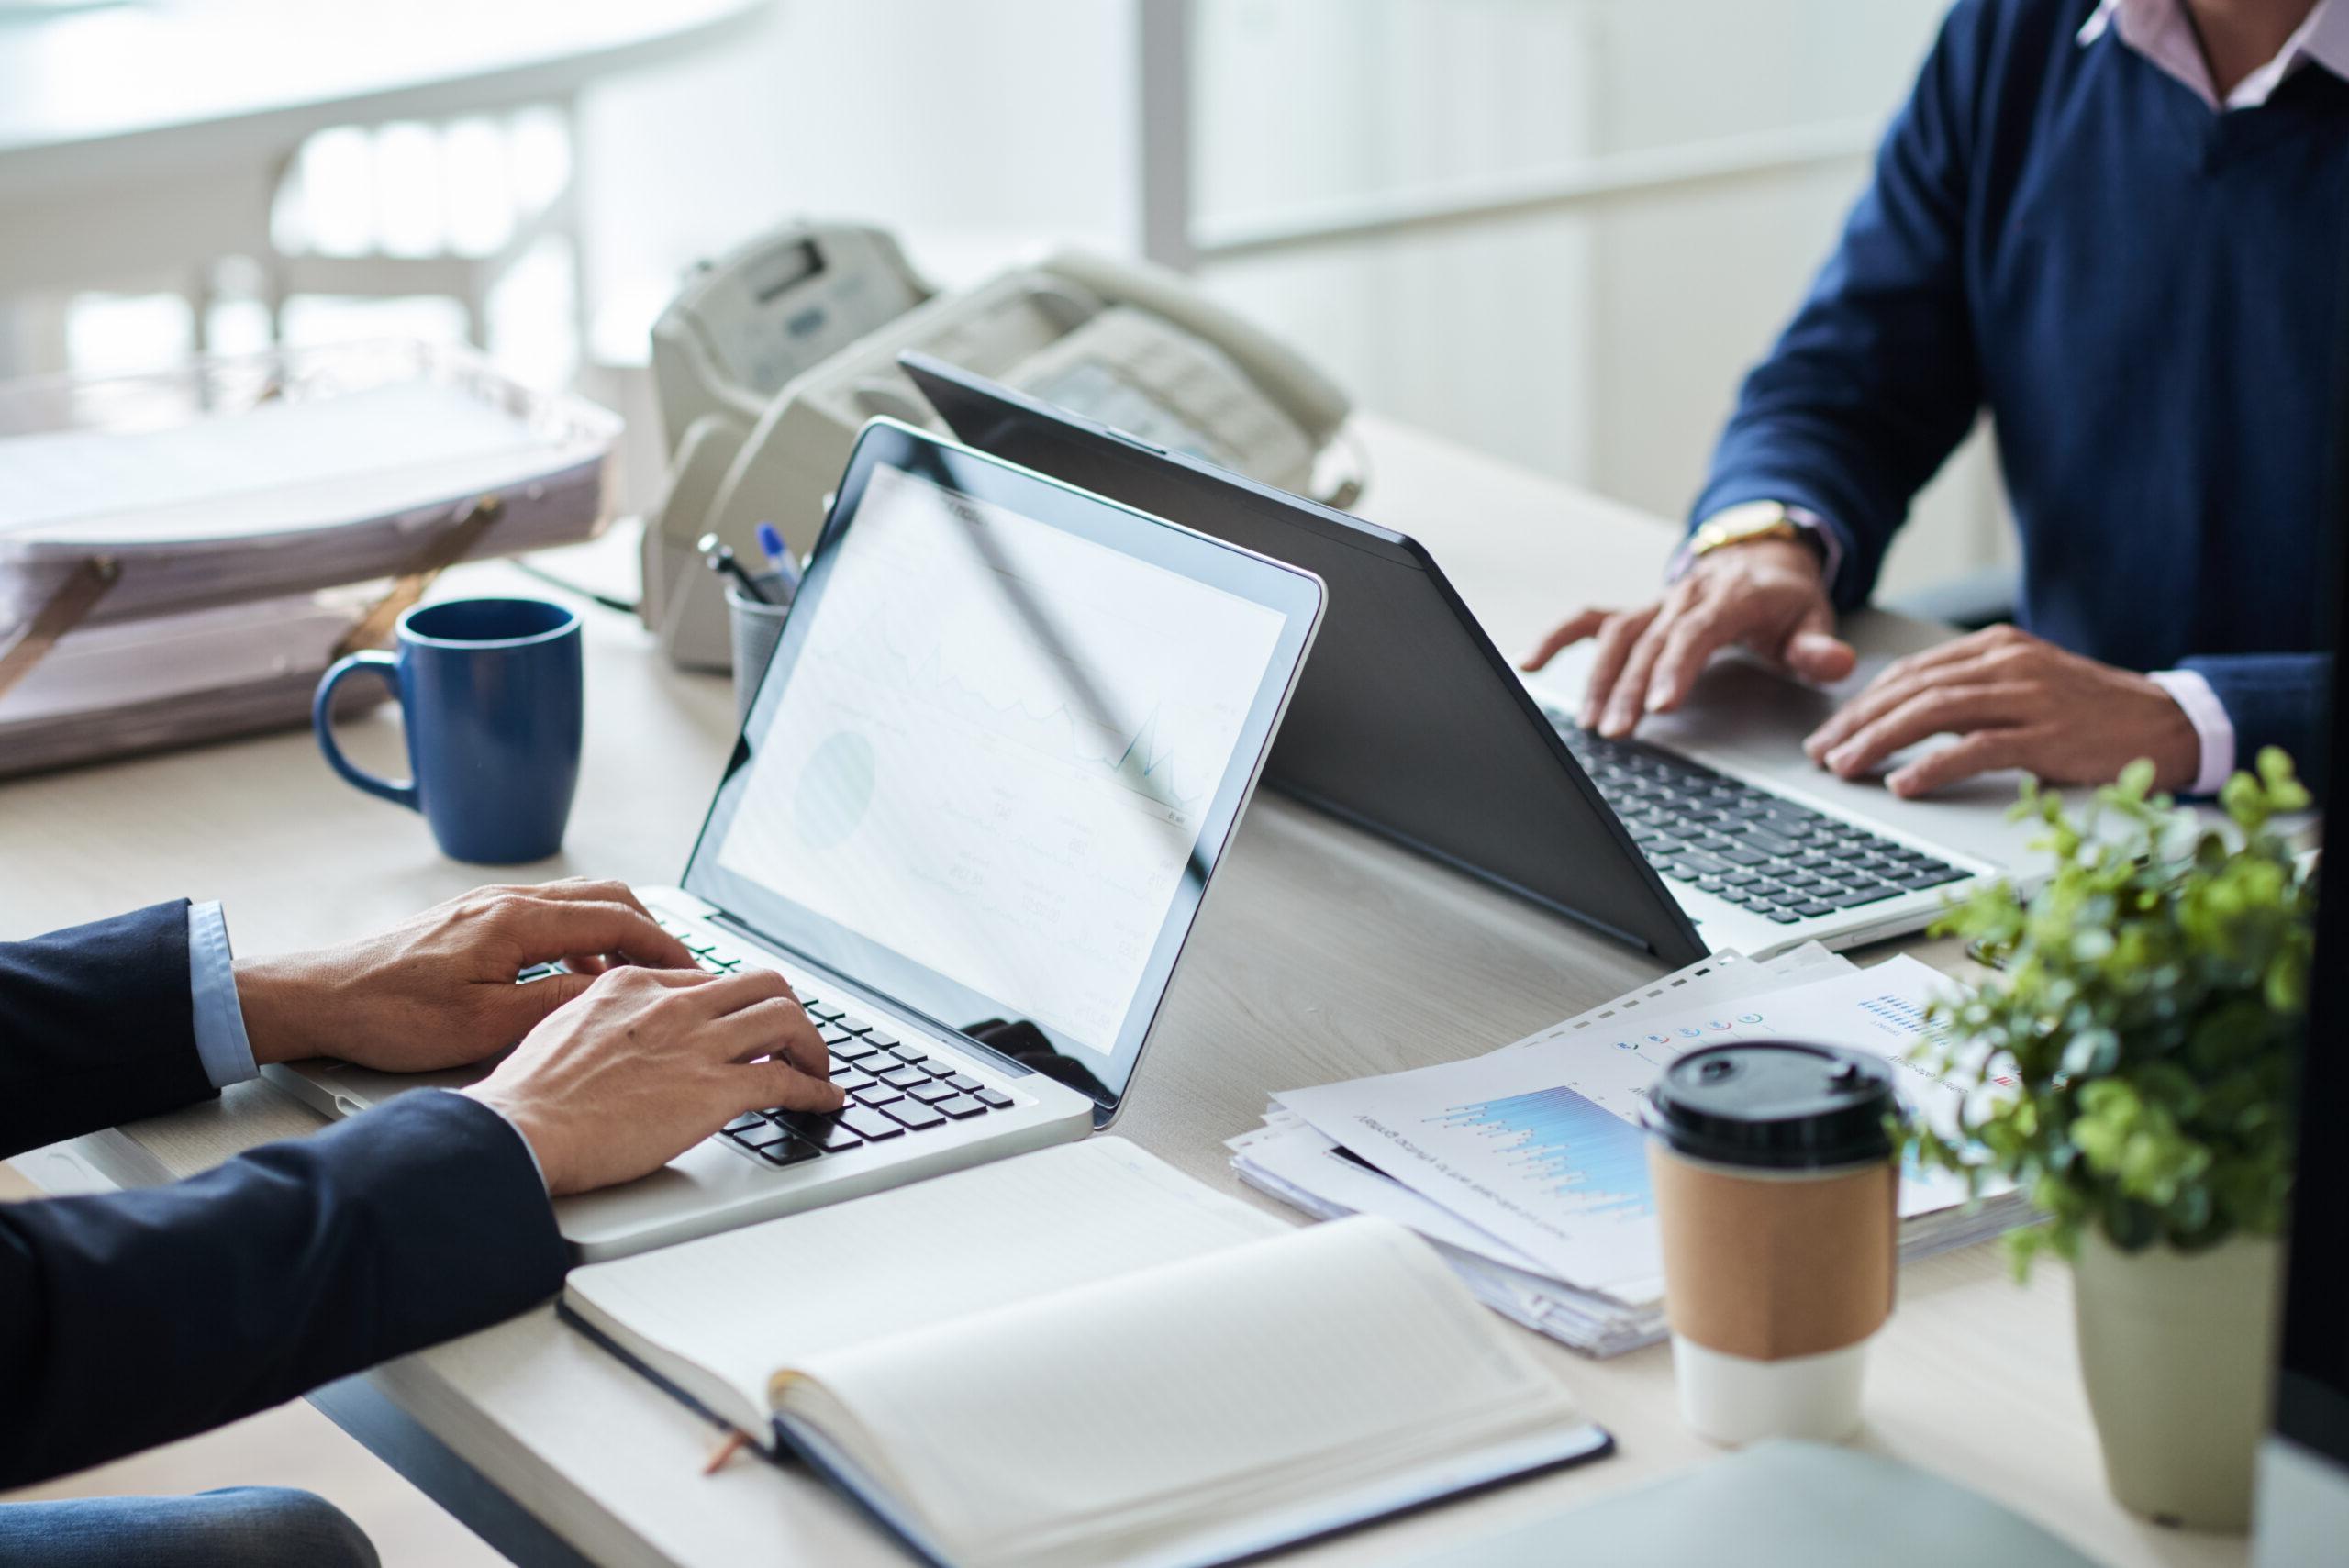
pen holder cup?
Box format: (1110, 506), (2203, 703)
(726, 574), (796, 723)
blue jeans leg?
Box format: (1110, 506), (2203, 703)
(0, 1485), (380, 1568)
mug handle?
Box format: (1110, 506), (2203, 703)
(312, 651), (419, 811)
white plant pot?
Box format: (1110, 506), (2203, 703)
(2071, 1229), (2284, 1532)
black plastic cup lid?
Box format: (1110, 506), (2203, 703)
(1641, 1040), (1899, 1170)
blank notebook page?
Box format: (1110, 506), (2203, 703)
(795, 1216), (1577, 1568)
(563, 1139), (1285, 1415)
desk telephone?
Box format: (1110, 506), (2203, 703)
(642, 221), (1355, 669)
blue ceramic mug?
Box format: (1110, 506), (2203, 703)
(313, 597), (584, 864)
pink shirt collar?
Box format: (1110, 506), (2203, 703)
(2079, 0), (2349, 109)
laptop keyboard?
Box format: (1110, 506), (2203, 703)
(724, 1004), (1012, 1167)
(1544, 712), (1970, 926)
(520, 917), (1012, 1168)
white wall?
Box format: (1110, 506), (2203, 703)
(1183, 0), (2008, 598)
(576, 0), (1141, 359)
(1191, 0), (1603, 481)
(51, 0), (2012, 598)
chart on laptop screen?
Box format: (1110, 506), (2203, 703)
(716, 462), (1286, 1056)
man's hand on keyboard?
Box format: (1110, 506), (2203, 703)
(462, 964), (845, 1195)
(1802, 626), (2199, 797)
(1519, 537), (1854, 739)
(232, 879), (696, 1073)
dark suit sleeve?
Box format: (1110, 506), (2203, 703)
(0, 1089), (567, 1488)
(2179, 651), (2333, 794)
(0, 900), (218, 1158)
(1688, 0), (1993, 608)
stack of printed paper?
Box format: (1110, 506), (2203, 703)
(0, 370), (618, 636)
(0, 342), (618, 776)
(1231, 947), (2031, 1357)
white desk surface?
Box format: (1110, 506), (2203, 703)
(0, 413), (2240, 1568)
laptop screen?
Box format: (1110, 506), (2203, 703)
(684, 423), (1321, 1117)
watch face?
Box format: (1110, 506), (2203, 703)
(1698, 501), (1795, 552)
(1709, 501), (1790, 535)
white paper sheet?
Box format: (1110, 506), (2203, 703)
(1497, 941), (1851, 1054)
(1275, 956), (1987, 1289)
(1230, 1117), (1554, 1275)
(0, 381), (579, 548)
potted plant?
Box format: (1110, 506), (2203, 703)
(1907, 750), (2314, 1533)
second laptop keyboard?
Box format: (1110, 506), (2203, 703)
(1547, 714), (1969, 926)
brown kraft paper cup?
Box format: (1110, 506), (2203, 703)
(1640, 1040), (1906, 1445)
(1648, 1143), (1898, 1362)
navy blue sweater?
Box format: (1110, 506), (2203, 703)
(1695, 0), (2347, 780)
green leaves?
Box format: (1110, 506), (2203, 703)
(1908, 751), (2313, 1273)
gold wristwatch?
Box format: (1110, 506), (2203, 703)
(1689, 500), (1826, 566)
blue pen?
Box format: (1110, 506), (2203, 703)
(754, 523), (804, 593)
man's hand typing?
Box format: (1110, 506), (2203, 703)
(462, 965), (844, 1195)
(1520, 537), (1856, 737)
(231, 879), (696, 1073)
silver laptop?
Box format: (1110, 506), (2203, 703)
(268, 420), (1325, 1260)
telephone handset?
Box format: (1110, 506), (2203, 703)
(641, 220), (1355, 670)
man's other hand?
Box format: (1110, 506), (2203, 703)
(462, 966), (845, 1195)
(1519, 538), (1855, 737)
(1802, 626), (2199, 797)
(233, 879), (697, 1072)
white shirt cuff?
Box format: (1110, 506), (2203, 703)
(186, 911), (549, 1191)
(187, 900), (259, 1089)
(2148, 670), (2236, 797)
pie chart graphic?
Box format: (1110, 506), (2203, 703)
(794, 729), (876, 851)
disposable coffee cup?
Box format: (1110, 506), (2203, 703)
(1642, 1041), (1901, 1447)
(726, 574), (795, 723)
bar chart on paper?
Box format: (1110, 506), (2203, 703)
(1373, 1079), (1667, 1291)
(1275, 956), (2008, 1293)
(1431, 1087), (1654, 1222)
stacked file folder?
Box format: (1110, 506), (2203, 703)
(1231, 946), (2034, 1357)
(0, 341), (619, 776)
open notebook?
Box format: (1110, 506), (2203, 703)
(562, 1139), (1609, 1568)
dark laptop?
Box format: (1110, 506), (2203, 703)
(900, 350), (1706, 966)
(912, 350), (2003, 969)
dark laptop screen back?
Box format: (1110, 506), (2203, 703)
(905, 352), (1703, 967)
